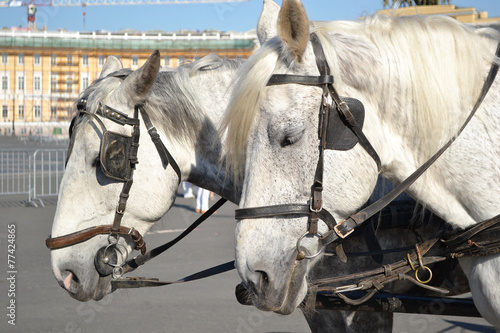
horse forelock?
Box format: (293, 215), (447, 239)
(220, 39), (281, 182)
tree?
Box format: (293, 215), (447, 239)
(383, 0), (450, 8)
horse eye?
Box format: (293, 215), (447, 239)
(281, 130), (304, 147)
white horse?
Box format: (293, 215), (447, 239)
(48, 51), (241, 301)
(222, 0), (500, 329)
(47, 47), (398, 332)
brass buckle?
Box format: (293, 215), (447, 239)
(333, 220), (355, 239)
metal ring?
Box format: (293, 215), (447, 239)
(112, 265), (124, 279)
(415, 266), (433, 284)
(296, 231), (324, 260)
(107, 233), (119, 245)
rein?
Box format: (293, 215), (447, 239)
(235, 33), (500, 258)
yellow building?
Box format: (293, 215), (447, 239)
(377, 4), (500, 24)
(0, 29), (256, 136)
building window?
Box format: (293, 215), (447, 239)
(34, 54), (41, 66)
(163, 56), (170, 67)
(98, 55), (104, 66)
(17, 105), (24, 119)
(2, 105), (8, 119)
(51, 75), (57, 92)
(66, 75), (73, 93)
(34, 105), (41, 119)
(51, 106), (57, 118)
(82, 77), (89, 90)
(1, 53), (8, 65)
(17, 75), (24, 91)
(82, 55), (89, 66)
(20, 128), (27, 135)
(18, 54), (24, 65)
(51, 54), (57, 66)
(132, 56), (139, 67)
(34, 76), (41, 91)
(67, 55), (72, 65)
(1, 76), (8, 91)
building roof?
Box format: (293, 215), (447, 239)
(0, 29), (257, 50)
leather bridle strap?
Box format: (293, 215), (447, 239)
(45, 225), (146, 255)
(268, 74), (334, 86)
(235, 203), (337, 232)
(137, 105), (182, 183)
(310, 32), (382, 172)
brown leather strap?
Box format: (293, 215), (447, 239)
(46, 225), (146, 255)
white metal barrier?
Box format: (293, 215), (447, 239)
(0, 150), (31, 196)
(31, 149), (67, 206)
(0, 149), (66, 206)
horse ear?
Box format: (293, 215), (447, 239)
(99, 56), (123, 78)
(277, 0), (309, 62)
(117, 50), (161, 105)
(257, 0), (280, 45)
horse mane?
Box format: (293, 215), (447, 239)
(146, 54), (241, 147)
(220, 14), (500, 181)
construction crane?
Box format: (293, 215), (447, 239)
(1, 0), (247, 6)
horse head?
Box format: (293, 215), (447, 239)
(48, 51), (182, 301)
(224, 0), (500, 317)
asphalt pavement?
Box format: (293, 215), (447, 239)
(0, 136), (495, 333)
(0, 193), (495, 333)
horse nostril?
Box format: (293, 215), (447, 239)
(256, 270), (269, 285)
(61, 270), (80, 292)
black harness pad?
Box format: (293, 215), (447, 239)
(100, 131), (132, 181)
(324, 97), (365, 151)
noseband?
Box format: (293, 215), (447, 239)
(235, 33), (500, 259)
(46, 97), (181, 277)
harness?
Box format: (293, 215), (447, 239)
(235, 33), (500, 261)
(46, 96), (182, 277)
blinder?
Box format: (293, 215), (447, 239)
(100, 131), (135, 182)
(323, 97), (365, 151)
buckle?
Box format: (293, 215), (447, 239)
(333, 220), (355, 239)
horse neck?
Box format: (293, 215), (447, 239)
(160, 64), (241, 203)
(369, 62), (500, 229)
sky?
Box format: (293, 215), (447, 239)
(0, 0), (499, 33)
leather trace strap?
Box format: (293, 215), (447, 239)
(112, 198), (234, 289)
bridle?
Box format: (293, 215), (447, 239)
(46, 96), (181, 277)
(235, 33), (500, 259)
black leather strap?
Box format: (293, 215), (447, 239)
(235, 204), (337, 232)
(137, 105), (182, 183)
(112, 260), (235, 288)
(268, 74), (334, 86)
(329, 42), (500, 244)
(122, 198), (228, 274)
